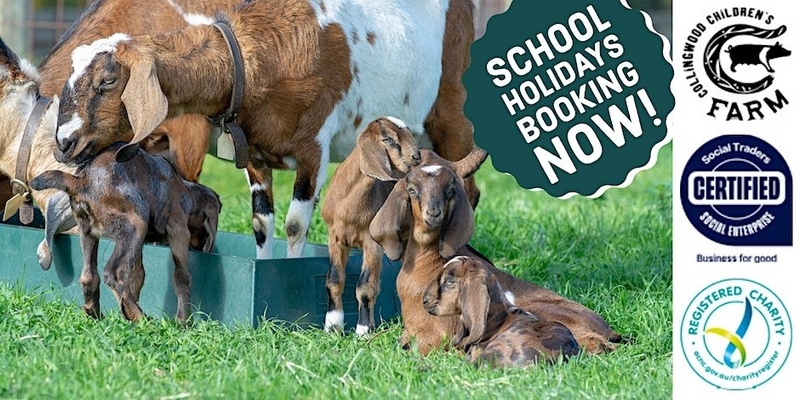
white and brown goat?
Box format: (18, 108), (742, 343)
(423, 256), (581, 367)
(30, 142), (221, 322)
(1, 36), (75, 269)
(1, 0), (239, 267)
(369, 150), (626, 355)
(321, 116), (421, 336)
(53, 0), (480, 261)
(36, 0), (242, 181)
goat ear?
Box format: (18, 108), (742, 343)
(119, 54), (168, 158)
(459, 272), (489, 347)
(369, 179), (411, 261)
(358, 124), (396, 182)
(0, 36), (21, 72)
(452, 147), (488, 179)
(29, 170), (73, 193)
(439, 185), (474, 258)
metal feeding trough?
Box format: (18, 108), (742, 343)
(0, 210), (402, 329)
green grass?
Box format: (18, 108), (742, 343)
(0, 144), (673, 399)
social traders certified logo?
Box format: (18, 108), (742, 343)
(680, 278), (792, 390)
(681, 7), (791, 121)
(680, 134), (792, 246)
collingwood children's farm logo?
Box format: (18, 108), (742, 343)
(464, 0), (673, 198)
(680, 134), (792, 246)
(681, 7), (791, 120)
(680, 278), (792, 390)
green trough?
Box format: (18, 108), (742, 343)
(0, 211), (402, 330)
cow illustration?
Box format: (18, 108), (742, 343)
(727, 42), (791, 73)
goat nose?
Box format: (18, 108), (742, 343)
(426, 208), (441, 219)
(57, 136), (74, 153)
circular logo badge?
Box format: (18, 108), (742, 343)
(680, 134), (792, 246)
(678, 8), (792, 121)
(680, 278), (792, 390)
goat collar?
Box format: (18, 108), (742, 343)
(207, 20), (249, 169)
(4, 95), (52, 225)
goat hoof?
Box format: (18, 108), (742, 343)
(323, 324), (344, 336)
(355, 324), (372, 338)
(83, 306), (102, 319)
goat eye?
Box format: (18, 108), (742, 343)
(445, 186), (455, 198)
(102, 77), (116, 85)
(382, 137), (395, 145)
(444, 278), (455, 287)
(407, 187), (417, 196)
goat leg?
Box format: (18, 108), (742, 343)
(285, 149), (327, 258)
(355, 239), (383, 337)
(78, 228), (101, 319)
(246, 165), (275, 259)
(324, 240), (349, 334)
(104, 224), (146, 322)
(167, 224), (192, 323)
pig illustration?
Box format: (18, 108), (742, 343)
(727, 42), (791, 73)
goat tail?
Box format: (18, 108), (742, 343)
(29, 170), (76, 194)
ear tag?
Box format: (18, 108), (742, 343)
(215, 127), (236, 161)
(3, 194), (26, 221)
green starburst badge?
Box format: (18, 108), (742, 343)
(465, 0), (674, 197)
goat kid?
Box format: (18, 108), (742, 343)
(321, 116), (421, 336)
(424, 256), (581, 367)
(369, 148), (488, 354)
(30, 142), (221, 322)
(54, 0), (480, 261)
(370, 150), (626, 355)
(1, 0), (239, 267)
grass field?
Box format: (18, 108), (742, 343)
(0, 144), (673, 399)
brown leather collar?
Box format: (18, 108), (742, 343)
(12, 95), (53, 225)
(208, 20), (249, 169)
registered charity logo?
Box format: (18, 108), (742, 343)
(680, 278), (792, 390)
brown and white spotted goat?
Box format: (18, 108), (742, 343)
(53, 0), (480, 262)
(423, 256), (581, 367)
(321, 116), (421, 335)
(30, 143), (221, 321)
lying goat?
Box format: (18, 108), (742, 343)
(423, 256), (581, 367)
(53, 0), (480, 261)
(370, 150), (626, 355)
(30, 143), (221, 321)
(321, 116), (421, 336)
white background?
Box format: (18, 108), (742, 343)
(672, 0), (799, 398)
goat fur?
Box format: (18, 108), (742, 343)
(1, 0), (238, 268)
(321, 116), (421, 335)
(369, 150), (627, 355)
(423, 256), (581, 367)
(29, 142), (221, 322)
(1, 37), (76, 269)
(54, 0), (480, 261)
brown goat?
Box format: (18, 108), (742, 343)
(321, 116), (421, 336)
(36, 0), (242, 181)
(53, 0), (480, 261)
(2, 0), (239, 267)
(369, 150), (626, 355)
(423, 256), (581, 367)
(29, 142), (221, 322)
